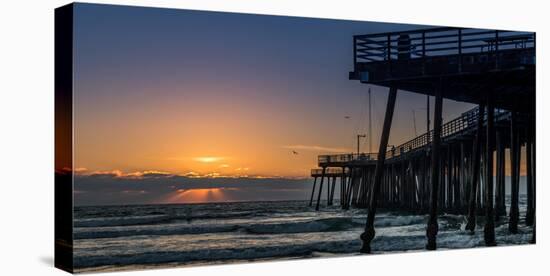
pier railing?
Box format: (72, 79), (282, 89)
(386, 107), (480, 158)
(318, 153), (377, 165)
(318, 106), (509, 165)
(354, 27), (535, 64)
(311, 167), (350, 176)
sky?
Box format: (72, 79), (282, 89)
(72, 3), (479, 205)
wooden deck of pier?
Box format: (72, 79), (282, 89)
(309, 27), (535, 252)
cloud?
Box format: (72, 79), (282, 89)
(282, 144), (350, 153)
(183, 171), (200, 177)
(80, 169), (174, 179)
(88, 170), (124, 178)
(76, 168), (306, 180)
(123, 170), (173, 179)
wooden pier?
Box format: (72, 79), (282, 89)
(309, 27), (535, 252)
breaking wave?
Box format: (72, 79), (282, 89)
(75, 217), (363, 239)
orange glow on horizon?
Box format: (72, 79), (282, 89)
(74, 78), (505, 179)
(163, 188), (235, 203)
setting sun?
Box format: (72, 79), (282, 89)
(163, 188), (235, 203)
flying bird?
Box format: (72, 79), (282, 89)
(344, 116), (351, 119)
(292, 150), (299, 155)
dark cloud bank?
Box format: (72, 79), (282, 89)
(74, 172), (313, 206)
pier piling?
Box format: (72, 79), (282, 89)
(495, 129), (506, 220)
(315, 167), (326, 211)
(360, 87), (397, 254)
(484, 99), (496, 246)
(426, 83), (443, 250)
(309, 177), (317, 207)
(466, 104), (485, 232)
(526, 121), (535, 226)
(509, 113), (520, 233)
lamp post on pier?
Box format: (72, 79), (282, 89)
(357, 134), (366, 154)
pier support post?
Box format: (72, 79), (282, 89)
(327, 175), (331, 205)
(531, 120), (536, 242)
(484, 99), (496, 246)
(329, 176), (337, 206)
(309, 176), (318, 207)
(423, 149), (430, 213)
(358, 168), (367, 208)
(459, 142), (466, 211)
(509, 112), (520, 233)
(360, 87), (397, 253)
(466, 104), (485, 232)
(351, 176), (360, 206)
(531, 215), (536, 243)
(340, 168), (347, 207)
(426, 83), (443, 250)
(448, 146), (454, 211)
(315, 167), (326, 211)
(344, 168), (354, 210)
(525, 121), (534, 226)
(453, 146), (461, 211)
(495, 128), (506, 219)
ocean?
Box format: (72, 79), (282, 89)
(73, 196), (533, 272)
